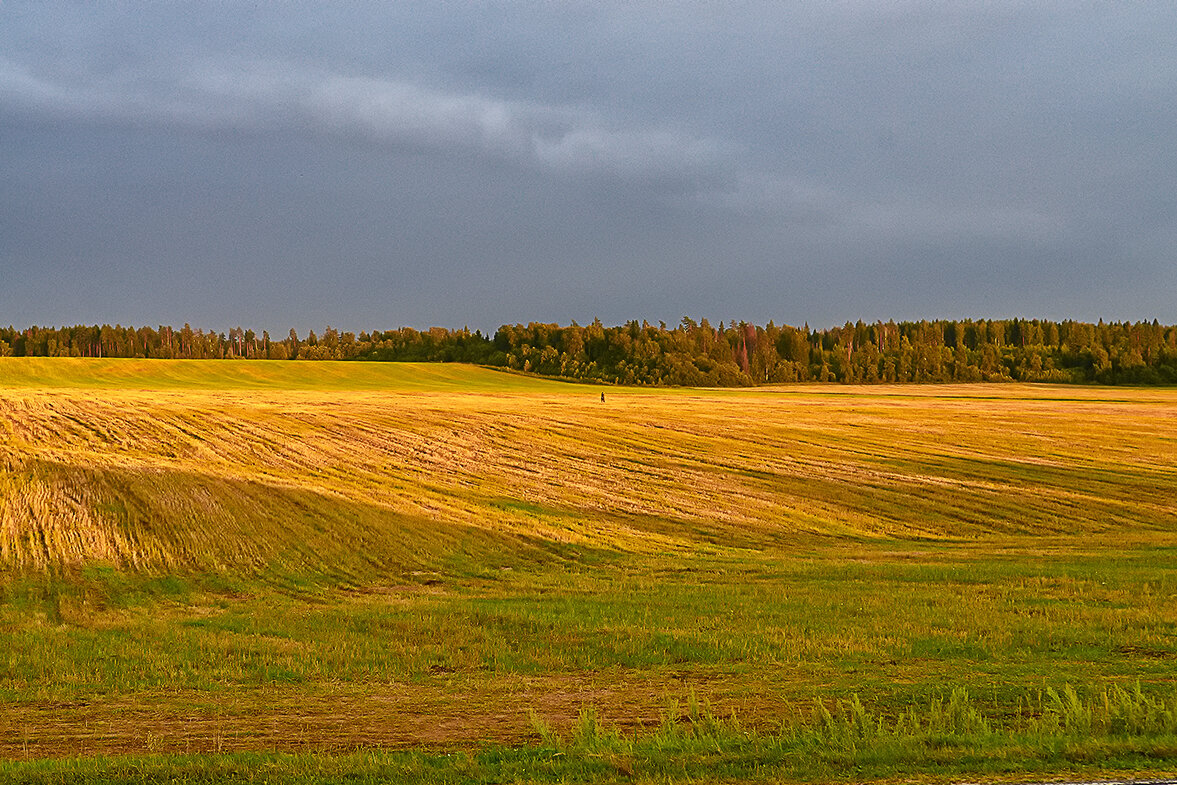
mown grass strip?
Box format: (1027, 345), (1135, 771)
(4, 686), (1177, 783)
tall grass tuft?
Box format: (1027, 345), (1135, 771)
(1031, 682), (1177, 738)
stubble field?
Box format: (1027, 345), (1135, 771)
(1, 358), (1176, 783)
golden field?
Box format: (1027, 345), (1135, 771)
(1, 358), (1176, 782)
(3, 358), (1175, 575)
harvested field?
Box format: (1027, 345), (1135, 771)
(1, 358), (1175, 782)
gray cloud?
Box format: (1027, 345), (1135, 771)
(2, 1), (1176, 331)
(1, 55), (731, 188)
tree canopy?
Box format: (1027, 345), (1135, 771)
(3, 318), (1176, 386)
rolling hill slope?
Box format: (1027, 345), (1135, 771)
(4, 358), (1177, 779)
(2, 358), (1175, 579)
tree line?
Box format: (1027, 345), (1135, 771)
(3, 318), (1176, 385)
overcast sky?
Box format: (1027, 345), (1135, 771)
(3, 2), (1175, 334)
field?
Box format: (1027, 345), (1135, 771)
(1, 358), (1176, 783)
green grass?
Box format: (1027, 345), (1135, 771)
(4, 686), (1177, 783)
(2, 359), (1176, 781)
(0, 357), (572, 392)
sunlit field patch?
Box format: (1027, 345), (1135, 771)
(1, 358), (1175, 781)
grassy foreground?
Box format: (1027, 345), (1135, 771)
(1, 358), (1176, 782)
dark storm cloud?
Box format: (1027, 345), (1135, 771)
(0, 54), (732, 184)
(2, 1), (1175, 332)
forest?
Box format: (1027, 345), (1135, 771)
(3, 318), (1176, 386)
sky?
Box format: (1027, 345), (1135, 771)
(3, 1), (1175, 334)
